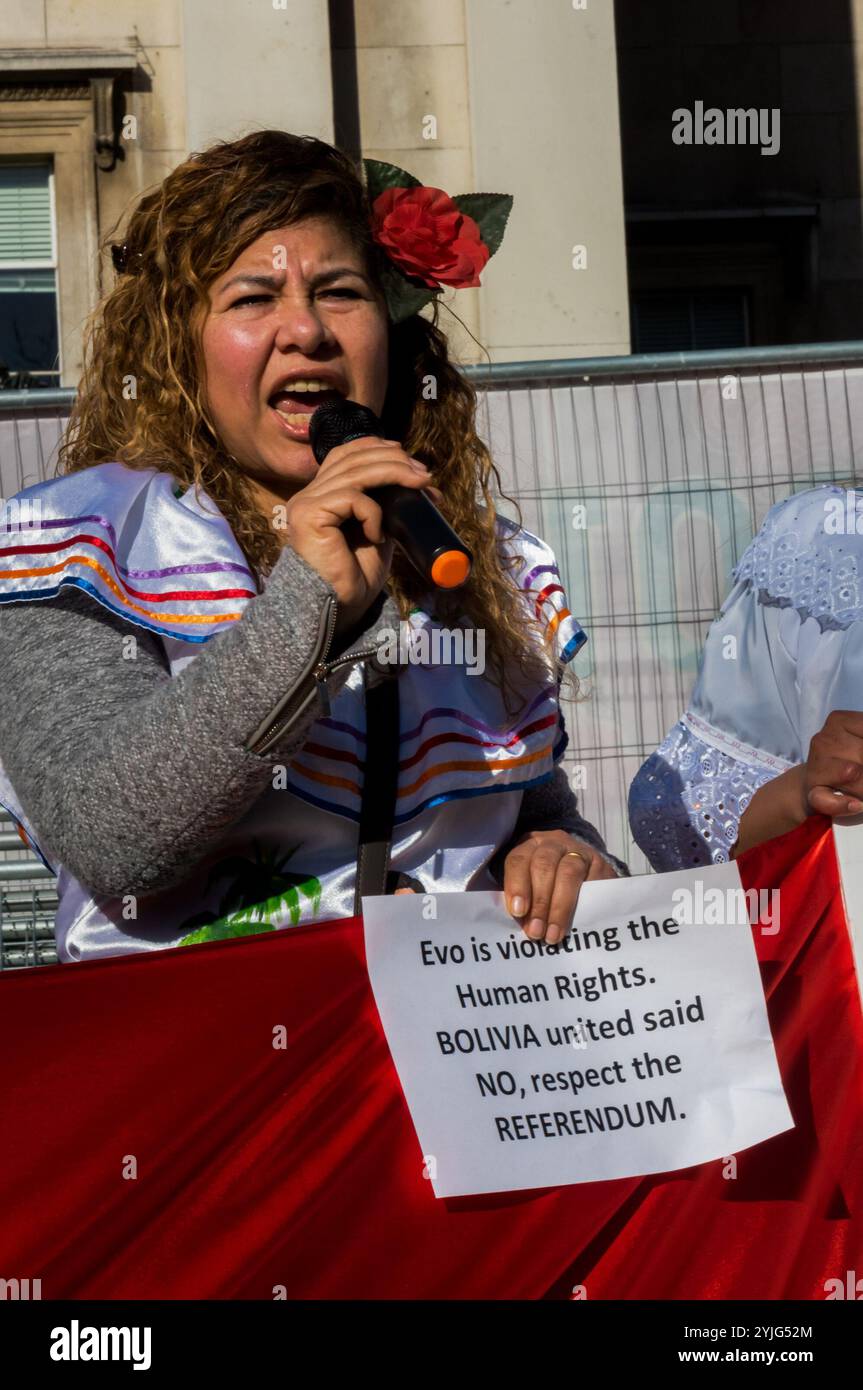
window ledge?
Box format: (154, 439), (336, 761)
(0, 49), (138, 76)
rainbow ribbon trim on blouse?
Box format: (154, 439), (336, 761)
(283, 677), (570, 825)
(0, 463), (257, 641)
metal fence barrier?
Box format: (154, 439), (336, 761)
(3, 339), (863, 965)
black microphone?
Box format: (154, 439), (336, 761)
(308, 399), (472, 590)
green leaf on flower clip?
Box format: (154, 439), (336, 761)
(377, 264), (439, 324)
(451, 193), (514, 259)
(362, 158), (423, 204)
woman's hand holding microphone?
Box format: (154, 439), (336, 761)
(281, 436), (440, 638)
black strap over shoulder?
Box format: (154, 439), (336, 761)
(354, 666), (400, 915)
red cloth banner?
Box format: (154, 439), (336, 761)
(0, 814), (861, 1300)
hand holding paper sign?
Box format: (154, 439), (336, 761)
(363, 862), (793, 1199)
(502, 828), (619, 944)
(396, 830), (619, 947)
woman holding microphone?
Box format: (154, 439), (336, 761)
(0, 130), (625, 963)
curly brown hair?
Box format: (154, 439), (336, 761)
(58, 129), (568, 708)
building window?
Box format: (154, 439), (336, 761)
(631, 288), (750, 354)
(0, 159), (60, 387)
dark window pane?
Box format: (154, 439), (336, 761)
(631, 288), (749, 353)
(0, 270), (59, 374)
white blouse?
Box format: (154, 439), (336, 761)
(629, 484), (863, 871)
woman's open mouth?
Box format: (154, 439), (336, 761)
(269, 386), (344, 439)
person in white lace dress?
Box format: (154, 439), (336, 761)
(629, 484), (863, 872)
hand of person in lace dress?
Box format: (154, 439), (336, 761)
(735, 708), (863, 857)
(801, 709), (863, 817)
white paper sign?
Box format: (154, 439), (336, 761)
(363, 862), (794, 1198)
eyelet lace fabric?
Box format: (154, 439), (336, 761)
(629, 720), (780, 872)
(733, 487), (863, 632)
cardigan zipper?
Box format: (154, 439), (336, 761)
(310, 642), (386, 712)
(245, 599), (388, 756)
(246, 597), (339, 755)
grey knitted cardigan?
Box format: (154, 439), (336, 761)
(0, 541), (628, 899)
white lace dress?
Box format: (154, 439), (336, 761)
(628, 484), (863, 871)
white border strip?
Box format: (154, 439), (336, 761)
(831, 821), (863, 1013)
(681, 710), (794, 776)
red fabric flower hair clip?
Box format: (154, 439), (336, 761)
(363, 158), (513, 324)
